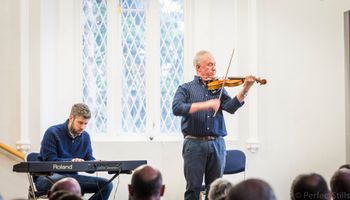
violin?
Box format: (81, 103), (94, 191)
(207, 76), (267, 90)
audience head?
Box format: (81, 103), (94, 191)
(208, 178), (232, 200)
(128, 165), (165, 200)
(331, 168), (350, 200)
(49, 191), (67, 200)
(48, 177), (82, 199)
(339, 164), (350, 170)
(226, 178), (276, 200)
(50, 191), (82, 200)
(291, 173), (330, 200)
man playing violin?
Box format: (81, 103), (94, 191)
(172, 50), (256, 200)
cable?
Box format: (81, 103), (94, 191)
(95, 171), (103, 200)
(112, 175), (120, 200)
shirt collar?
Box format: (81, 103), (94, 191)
(68, 131), (81, 139)
(194, 76), (208, 85)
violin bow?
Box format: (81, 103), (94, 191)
(213, 48), (235, 117)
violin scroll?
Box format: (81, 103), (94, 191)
(255, 77), (267, 85)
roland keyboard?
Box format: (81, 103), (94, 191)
(13, 160), (147, 174)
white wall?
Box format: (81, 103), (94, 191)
(0, 0), (20, 147)
(345, 11), (350, 164)
(1, 0), (350, 199)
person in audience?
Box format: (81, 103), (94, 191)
(50, 191), (83, 200)
(226, 178), (276, 200)
(172, 50), (256, 200)
(50, 191), (68, 200)
(339, 164), (350, 170)
(128, 165), (165, 200)
(35, 103), (113, 200)
(291, 173), (330, 200)
(331, 168), (350, 200)
(47, 177), (82, 198)
(207, 178), (232, 200)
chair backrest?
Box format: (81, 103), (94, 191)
(224, 149), (246, 174)
(26, 152), (40, 162)
(26, 152), (42, 182)
(25, 152), (48, 199)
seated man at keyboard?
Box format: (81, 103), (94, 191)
(36, 103), (112, 200)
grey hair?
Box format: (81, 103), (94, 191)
(208, 178), (232, 200)
(70, 103), (91, 119)
(193, 50), (213, 67)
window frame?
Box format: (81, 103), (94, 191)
(78, 0), (192, 140)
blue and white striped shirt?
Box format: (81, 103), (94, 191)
(172, 76), (244, 137)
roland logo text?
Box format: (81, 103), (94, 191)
(53, 164), (73, 170)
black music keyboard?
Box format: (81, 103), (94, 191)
(13, 160), (147, 174)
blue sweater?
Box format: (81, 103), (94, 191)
(39, 120), (95, 161)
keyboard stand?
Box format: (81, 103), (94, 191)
(88, 170), (131, 200)
(27, 172), (54, 200)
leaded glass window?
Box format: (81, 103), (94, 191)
(82, 0), (184, 135)
(159, 0), (183, 132)
(120, 0), (146, 133)
(82, 0), (108, 134)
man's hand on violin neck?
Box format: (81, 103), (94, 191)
(243, 75), (256, 91)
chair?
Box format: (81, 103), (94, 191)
(26, 152), (48, 199)
(200, 149), (246, 200)
(223, 149), (246, 179)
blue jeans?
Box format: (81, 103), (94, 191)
(183, 137), (226, 200)
(35, 173), (113, 200)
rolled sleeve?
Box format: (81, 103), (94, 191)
(221, 90), (244, 114)
(172, 85), (191, 116)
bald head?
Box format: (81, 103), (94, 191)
(128, 165), (165, 200)
(48, 177), (81, 198)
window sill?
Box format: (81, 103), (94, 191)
(90, 133), (239, 142)
(91, 133), (184, 142)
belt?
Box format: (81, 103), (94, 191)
(185, 135), (218, 141)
